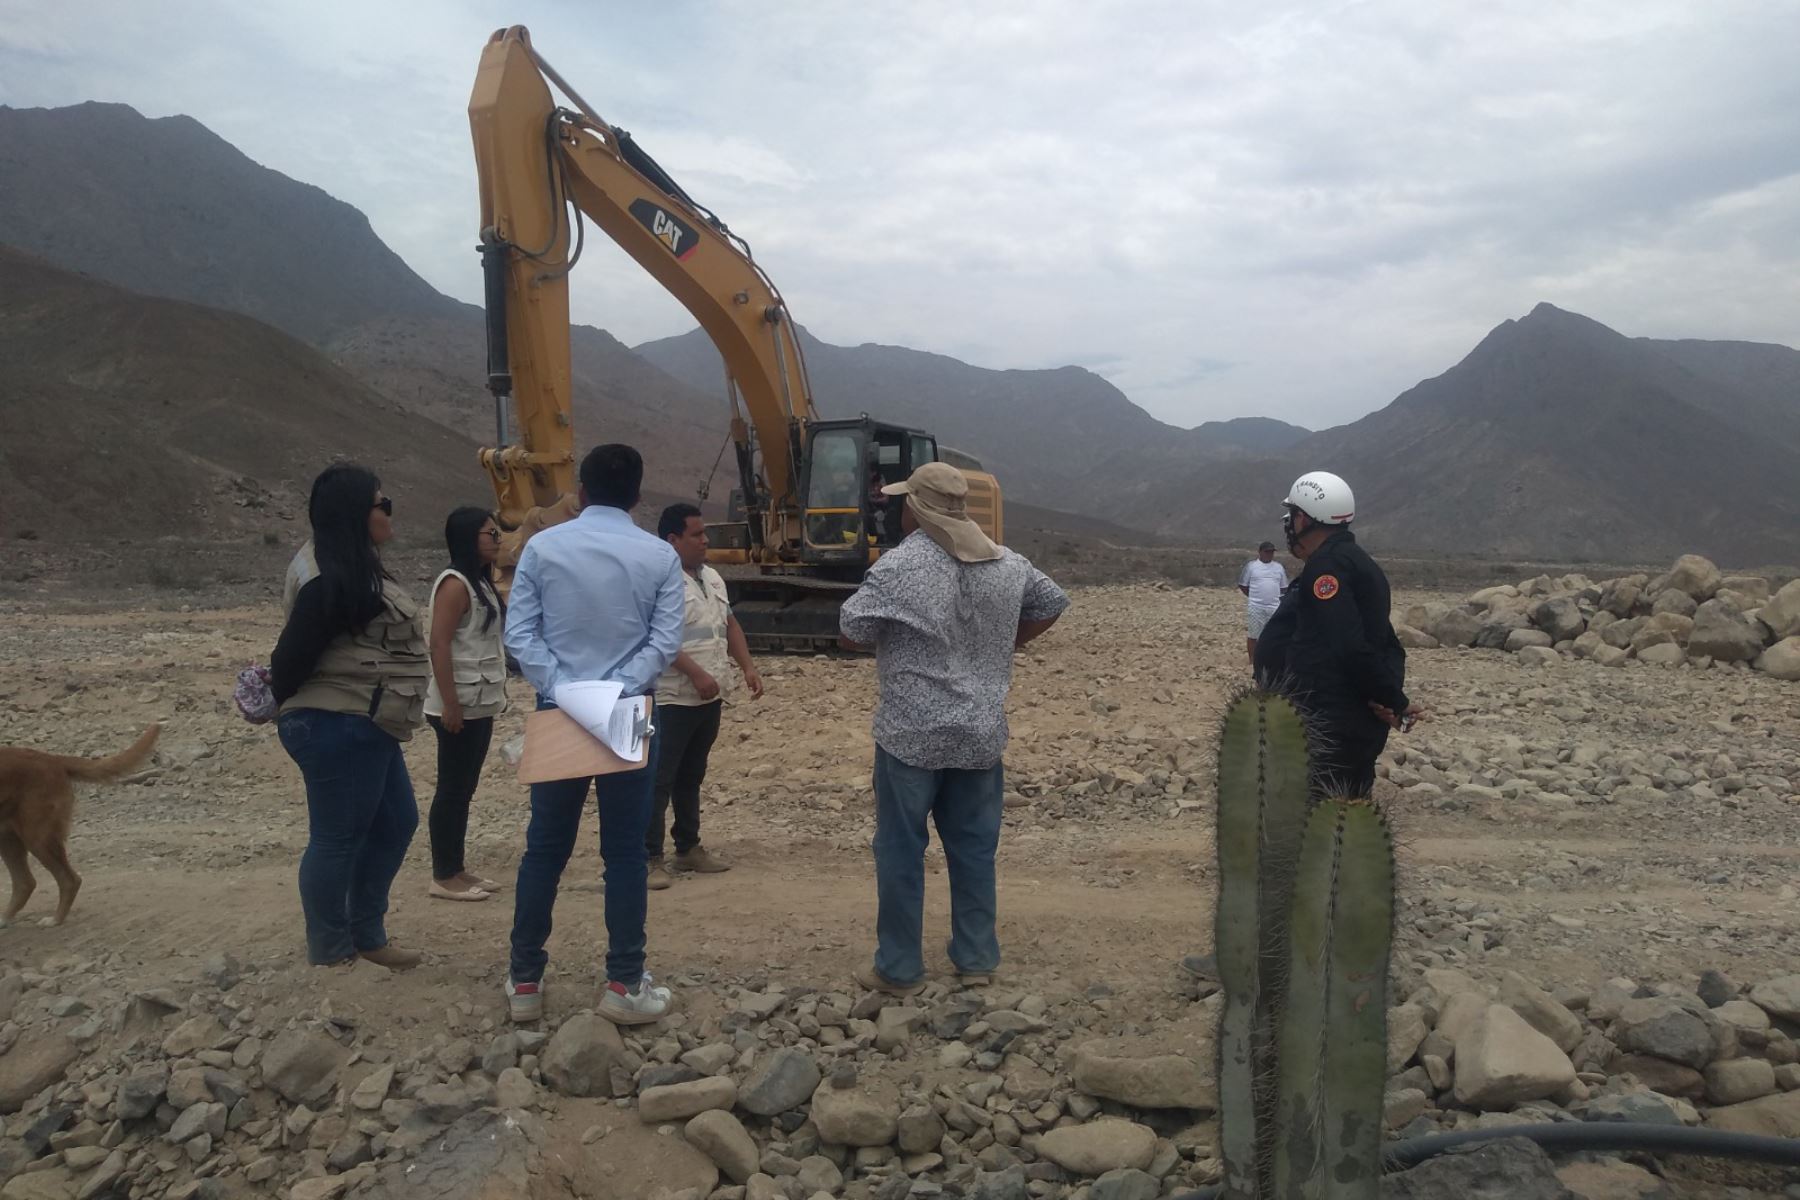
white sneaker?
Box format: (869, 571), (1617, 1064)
(598, 972), (672, 1025)
(505, 977), (543, 1024)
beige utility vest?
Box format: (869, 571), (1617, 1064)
(281, 583), (430, 741)
(424, 569), (508, 720)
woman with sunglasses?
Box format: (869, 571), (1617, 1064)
(270, 464), (430, 969)
(423, 507), (509, 901)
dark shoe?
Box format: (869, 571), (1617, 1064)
(647, 857), (672, 891)
(854, 963), (925, 997)
(672, 846), (730, 874)
(360, 945), (422, 970)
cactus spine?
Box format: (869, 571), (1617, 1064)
(1214, 690), (1394, 1199)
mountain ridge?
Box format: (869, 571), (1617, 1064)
(5, 102), (1798, 563)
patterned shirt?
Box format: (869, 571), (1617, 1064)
(840, 533), (1070, 770)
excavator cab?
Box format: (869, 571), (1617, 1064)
(800, 418), (937, 565)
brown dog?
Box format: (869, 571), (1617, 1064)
(0, 724), (160, 927)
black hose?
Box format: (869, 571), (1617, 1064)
(1168, 1121), (1800, 1199)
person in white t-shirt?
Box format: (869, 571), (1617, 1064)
(1238, 541), (1290, 670)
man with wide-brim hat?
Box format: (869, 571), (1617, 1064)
(839, 461), (1069, 995)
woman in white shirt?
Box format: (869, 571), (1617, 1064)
(424, 508), (508, 900)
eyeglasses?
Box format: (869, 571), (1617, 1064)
(481, 529), (502, 542)
(372, 497), (394, 516)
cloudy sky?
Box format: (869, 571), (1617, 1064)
(4, 0), (1797, 430)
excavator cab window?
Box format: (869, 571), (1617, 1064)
(803, 429), (866, 556)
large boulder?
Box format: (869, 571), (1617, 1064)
(1504, 628), (1554, 653)
(1395, 624), (1441, 650)
(1749, 975), (1800, 1022)
(261, 1028), (349, 1105)
(1452, 1004), (1576, 1110)
(1650, 589), (1696, 618)
(1705, 1058), (1776, 1105)
(738, 1048), (821, 1116)
(1386, 1138), (1575, 1199)
(0, 1034), (80, 1113)
(374, 1110), (540, 1200)
(541, 1014), (626, 1098)
(1555, 1159), (1671, 1200)
(1071, 1038), (1215, 1110)
(1035, 1120), (1157, 1177)
(1600, 576), (1647, 618)
(638, 1076), (735, 1122)
(1719, 575), (1772, 603)
(1759, 579), (1800, 640)
(1499, 971), (1584, 1054)
(1664, 555), (1722, 601)
(685, 1110), (760, 1184)
(1704, 1090), (1800, 1138)
(1601, 618), (1643, 650)
(1630, 613), (1693, 652)
(809, 1077), (899, 1146)
(1614, 998), (1714, 1069)
(1533, 598), (1586, 643)
(1755, 638), (1800, 681)
(1687, 599), (1766, 664)
(1427, 607), (1482, 648)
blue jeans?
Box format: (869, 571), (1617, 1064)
(509, 703), (658, 986)
(278, 709), (419, 965)
(871, 747), (1005, 986)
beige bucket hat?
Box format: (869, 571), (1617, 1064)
(881, 462), (1001, 563)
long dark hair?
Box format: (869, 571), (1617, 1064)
(444, 506), (503, 631)
(308, 463), (387, 632)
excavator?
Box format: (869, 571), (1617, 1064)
(467, 26), (1003, 651)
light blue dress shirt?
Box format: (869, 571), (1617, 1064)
(503, 506), (685, 698)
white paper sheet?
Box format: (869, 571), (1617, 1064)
(552, 680), (646, 761)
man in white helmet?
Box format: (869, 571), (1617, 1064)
(1275, 470), (1420, 797)
(1182, 474), (1420, 984)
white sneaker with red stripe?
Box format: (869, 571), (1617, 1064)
(505, 977), (543, 1024)
(598, 972), (672, 1025)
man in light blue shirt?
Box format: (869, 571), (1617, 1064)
(502, 444), (685, 1027)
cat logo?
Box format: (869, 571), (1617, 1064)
(628, 199), (699, 261)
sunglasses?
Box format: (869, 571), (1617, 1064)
(372, 497), (394, 516)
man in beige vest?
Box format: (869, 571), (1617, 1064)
(646, 504), (764, 888)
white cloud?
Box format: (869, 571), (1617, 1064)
(3, 0), (1797, 431)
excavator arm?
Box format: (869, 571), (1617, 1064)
(468, 25), (815, 570)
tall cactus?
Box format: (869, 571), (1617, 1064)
(1271, 800), (1393, 1198)
(1214, 690), (1394, 1200)
(1215, 690), (1311, 1197)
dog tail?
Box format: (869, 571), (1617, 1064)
(60, 724), (162, 783)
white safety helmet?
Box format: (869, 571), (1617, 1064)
(1282, 471), (1356, 525)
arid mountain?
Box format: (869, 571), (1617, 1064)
(7, 103), (1796, 564)
(1085, 304), (1800, 565)
(0, 102), (725, 493)
(0, 248), (485, 544)
(634, 327), (1311, 508)
(0, 102), (452, 343)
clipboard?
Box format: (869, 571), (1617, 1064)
(516, 697), (653, 784)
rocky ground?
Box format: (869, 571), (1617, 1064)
(0, 568), (1797, 1200)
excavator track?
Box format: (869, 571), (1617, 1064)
(715, 567), (863, 655)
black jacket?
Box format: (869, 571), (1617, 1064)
(1285, 529), (1408, 714)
